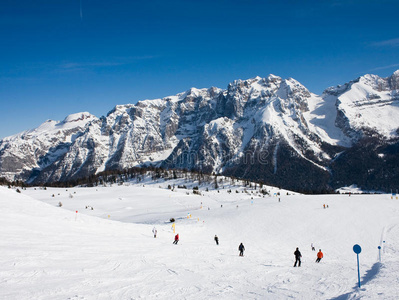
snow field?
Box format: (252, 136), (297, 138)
(1, 183), (399, 299)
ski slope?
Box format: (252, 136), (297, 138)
(1, 181), (399, 299)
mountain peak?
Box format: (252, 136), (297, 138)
(2, 72), (399, 192)
(388, 69), (399, 90)
(61, 112), (95, 124)
(266, 74), (282, 81)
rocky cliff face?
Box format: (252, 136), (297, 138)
(1, 71), (399, 192)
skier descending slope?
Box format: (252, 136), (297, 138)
(316, 249), (323, 263)
(294, 247), (302, 267)
(173, 233), (179, 244)
(214, 235), (219, 245)
(152, 227), (157, 238)
(238, 243), (245, 256)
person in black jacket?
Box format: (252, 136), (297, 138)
(214, 235), (219, 245)
(238, 243), (245, 256)
(294, 247), (302, 267)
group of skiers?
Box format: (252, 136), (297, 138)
(153, 227), (323, 264)
(294, 246), (324, 267)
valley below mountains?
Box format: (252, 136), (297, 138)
(1, 71), (399, 192)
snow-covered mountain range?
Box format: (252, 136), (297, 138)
(1, 71), (399, 192)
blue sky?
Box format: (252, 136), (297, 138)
(1, 0), (398, 139)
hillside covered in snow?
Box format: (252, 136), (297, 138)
(1, 71), (399, 192)
(1, 178), (399, 299)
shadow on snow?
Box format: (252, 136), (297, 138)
(329, 262), (382, 300)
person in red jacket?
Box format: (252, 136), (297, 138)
(316, 249), (323, 263)
(173, 233), (179, 244)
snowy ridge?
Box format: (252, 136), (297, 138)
(323, 71), (399, 139)
(0, 71), (399, 191)
(335, 73), (399, 138)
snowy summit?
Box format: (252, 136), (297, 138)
(1, 71), (399, 192)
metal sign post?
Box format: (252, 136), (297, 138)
(353, 244), (362, 288)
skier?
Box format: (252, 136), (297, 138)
(316, 249), (323, 263)
(152, 227), (157, 238)
(214, 235), (219, 245)
(238, 243), (245, 256)
(311, 243), (315, 251)
(294, 247), (302, 267)
(173, 233), (179, 244)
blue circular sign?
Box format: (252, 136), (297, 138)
(353, 244), (362, 254)
(378, 246), (381, 249)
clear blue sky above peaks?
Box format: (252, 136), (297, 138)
(1, 0), (399, 138)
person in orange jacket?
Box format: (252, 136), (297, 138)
(316, 249), (323, 263)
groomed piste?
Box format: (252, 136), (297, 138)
(1, 179), (399, 299)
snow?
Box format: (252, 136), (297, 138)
(305, 94), (352, 147)
(34, 112), (96, 136)
(3, 71), (399, 184)
(258, 95), (330, 171)
(272, 141), (279, 174)
(2, 181), (399, 299)
(335, 184), (365, 194)
(1, 112), (96, 145)
(337, 77), (399, 138)
(61, 112), (96, 124)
